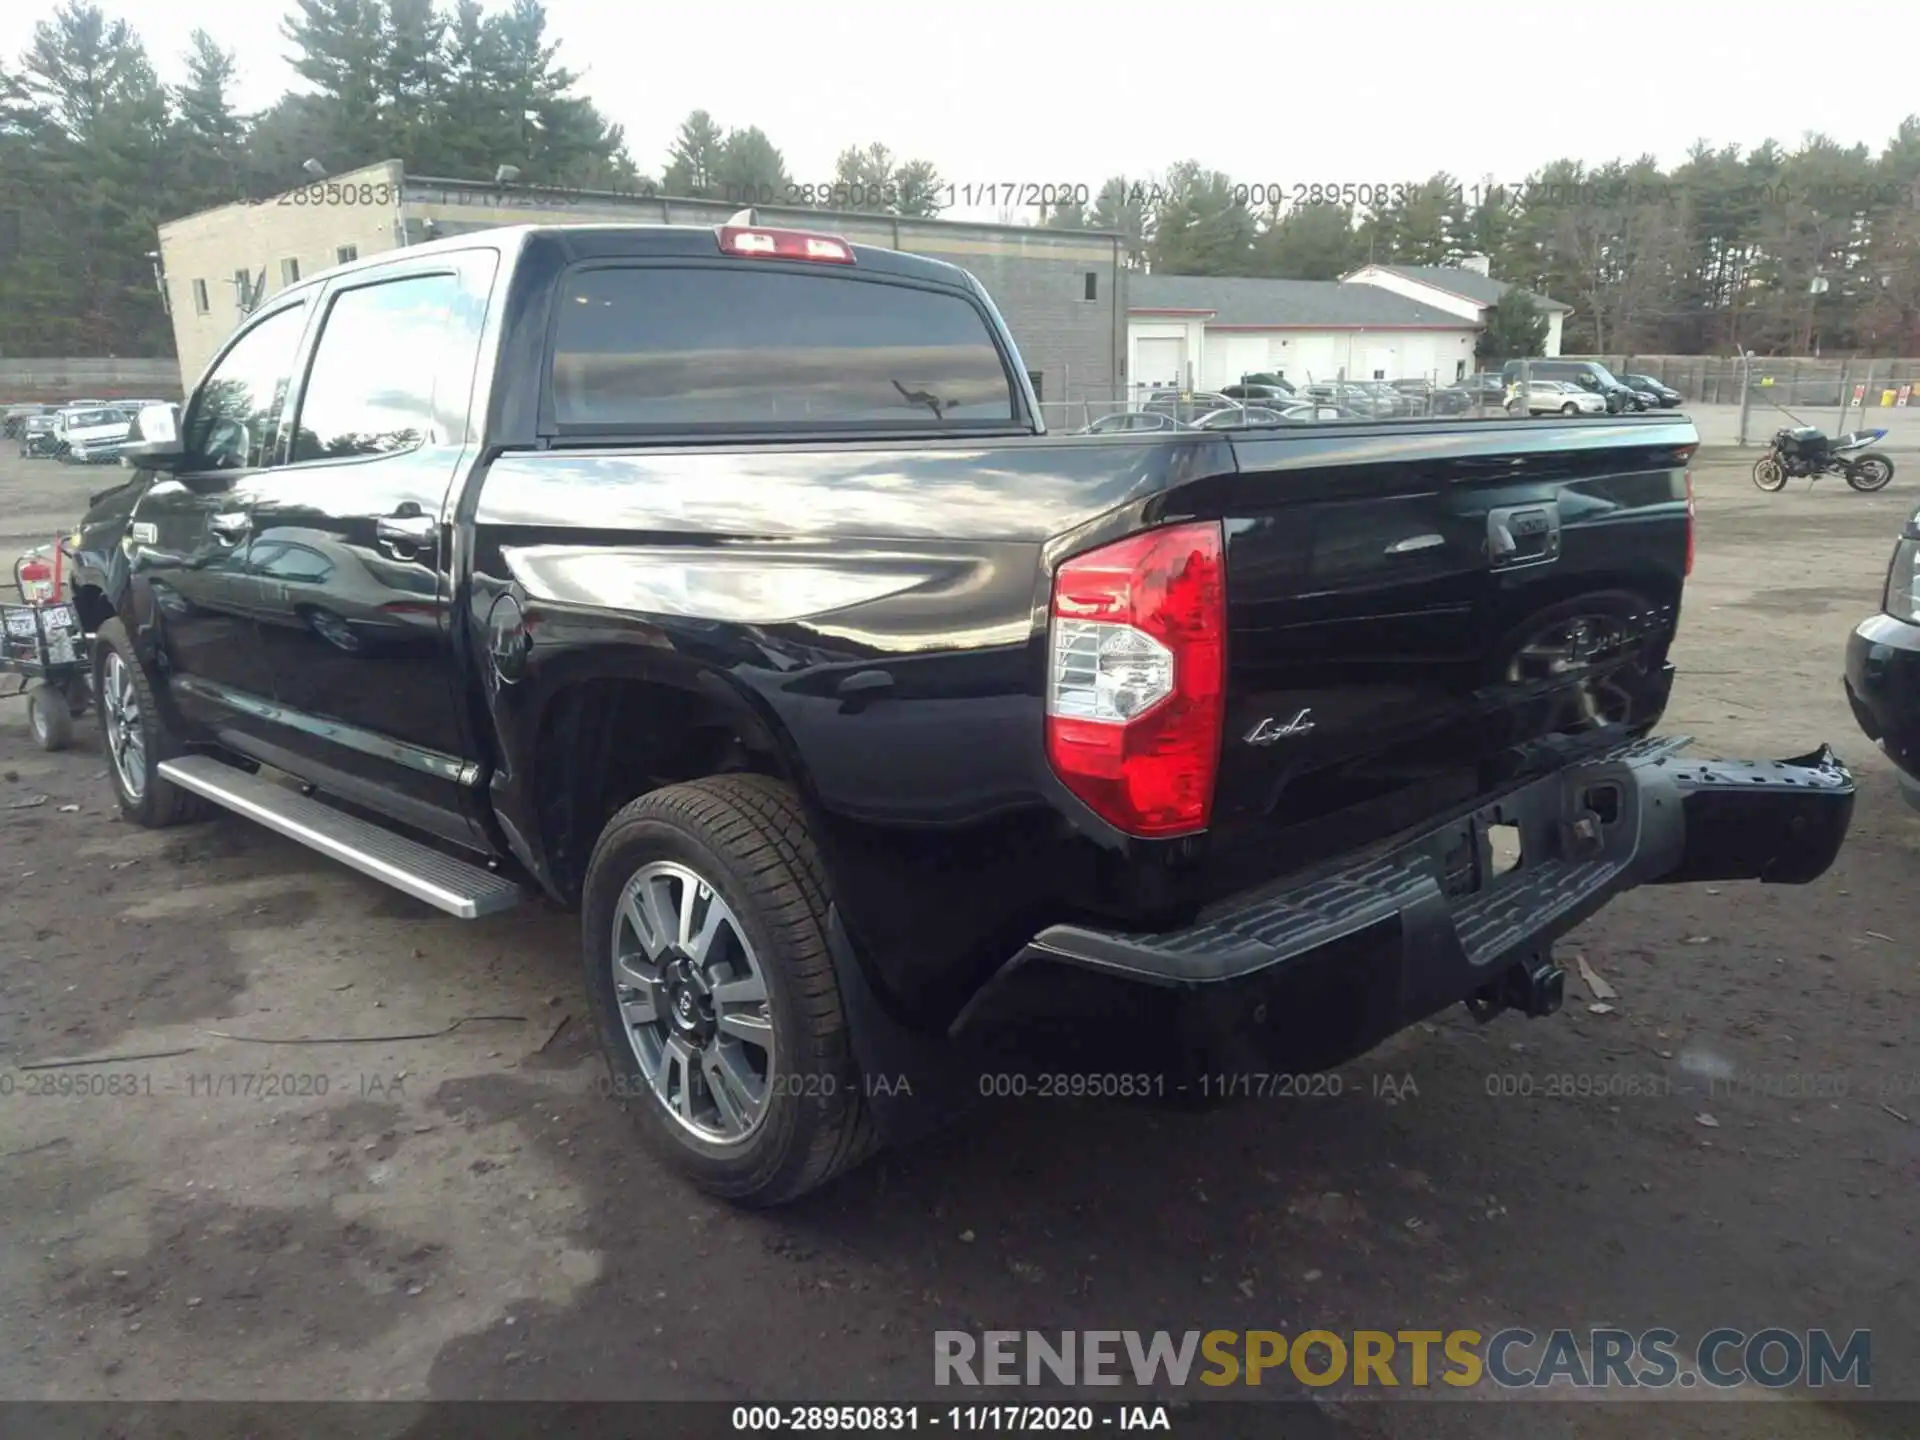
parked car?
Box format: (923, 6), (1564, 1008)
(1302, 382), (1398, 418)
(57, 406), (134, 464)
(1846, 506), (1920, 810)
(71, 220), (1853, 1206)
(1142, 389), (1234, 421)
(3, 403), (50, 439)
(1501, 359), (1636, 414)
(1352, 380), (1416, 416)
(1388, 379), (1437, 410)
(1192, 405), (1303, 429)
(1508, 380), (1608, 416)
(1453, 372), (1509, 406)
(1219, 382), (1296, 404)
(1081, 410), (1187, 434)
(1621, 374), (1684, 409)
(17, 411), (60, 457)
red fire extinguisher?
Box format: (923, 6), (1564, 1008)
(14, 543), (63, 604)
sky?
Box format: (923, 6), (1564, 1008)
(103, 0), (1920, 223)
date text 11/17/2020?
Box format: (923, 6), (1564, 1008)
(1, 1071), (409, 1100)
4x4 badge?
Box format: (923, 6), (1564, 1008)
(1245, 709), (1315, 744)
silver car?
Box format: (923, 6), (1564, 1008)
(1508, 381), (1608, 417)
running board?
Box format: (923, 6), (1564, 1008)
(156, 755), (522, 919)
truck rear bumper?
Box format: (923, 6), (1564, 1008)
(947, 736), (1854, 1071)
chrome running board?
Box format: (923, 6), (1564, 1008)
(156, 755), (521, 919)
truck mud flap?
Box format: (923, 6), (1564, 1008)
(1642, 745), (1855, 886)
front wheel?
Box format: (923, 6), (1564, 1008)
(1847, 453), (1895, 492)
(92, 618), (212, 827)
(1560, 402), (1579, 415)
(1752, 455), (1788, 492)
(581, 774), (879, 1206)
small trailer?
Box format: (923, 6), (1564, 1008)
(4, 545), (91, 752)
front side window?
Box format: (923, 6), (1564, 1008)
(184, 302), (308, 470)
(549, 266), (1016, 430)
(291, 272), (459, 462)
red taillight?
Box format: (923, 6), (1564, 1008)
(715, 226), (856, 264)
(1684, 468), (1696, 576)
(1045, 521), (1226, 838)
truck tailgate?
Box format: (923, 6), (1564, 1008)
(1201, 419), (1697, 897)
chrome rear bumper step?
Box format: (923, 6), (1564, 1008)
(156, 755), (522, 919)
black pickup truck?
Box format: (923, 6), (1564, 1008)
(65, 222), (1855, 1205)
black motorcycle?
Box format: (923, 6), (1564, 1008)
(1752, 425), (1896, 493)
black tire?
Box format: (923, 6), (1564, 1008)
(581, 774), (879, 1206)
(1560, 402), (1579, 415)
(1847, 453), (1895, 492)
(92, 617), (212, 827)
(27, 684), (73, 752)
(1752, 456), (1788, 492)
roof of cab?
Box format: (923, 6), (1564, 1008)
(287, 222), (982, 299)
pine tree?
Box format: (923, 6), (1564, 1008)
(663, 110), (726, 197)
(172, 30), (245, 207)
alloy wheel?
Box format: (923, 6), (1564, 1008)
(610, 860), (776, 1146)
(101, 652), (146, 801)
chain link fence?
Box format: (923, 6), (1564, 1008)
(1035, 358), (1920, 440)
(1576, 355), (1920, 408)
(1037, 378), (1559, 434)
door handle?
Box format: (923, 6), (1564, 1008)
(375, 512), (438, 555)
(208, 512), (250, 545)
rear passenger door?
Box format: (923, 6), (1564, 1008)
(246, 251), (497, 848)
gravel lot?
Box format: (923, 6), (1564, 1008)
(0, 446), (1915, 1438)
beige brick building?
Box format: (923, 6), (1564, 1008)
(158, 160), (409, 385)
(157, 159), (1128, 403)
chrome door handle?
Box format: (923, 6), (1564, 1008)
(376, 513), (437, 548)
(208, 512), (250, 545)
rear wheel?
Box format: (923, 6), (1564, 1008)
(1752, 455), (1788, 492)
(1847, 453), (1895, 492)
(581, 774), (879, 1206)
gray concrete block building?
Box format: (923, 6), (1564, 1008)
(156, 159), (1128, 401)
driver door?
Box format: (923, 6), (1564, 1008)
(129, 297), (314, 745)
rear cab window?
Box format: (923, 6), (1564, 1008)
(546, 265), (1020, 436)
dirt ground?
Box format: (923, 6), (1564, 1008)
(0, 447), (1915, 1438)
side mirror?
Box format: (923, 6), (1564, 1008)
(121, 402), (188, 470)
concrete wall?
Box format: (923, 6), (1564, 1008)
(0, 357), (183, 401)
(400, 180), (1126, 402)
(157, 160), (407, 385)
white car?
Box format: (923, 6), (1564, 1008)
(1508, 381), (1607, 417)
(56, 406), (134, 463)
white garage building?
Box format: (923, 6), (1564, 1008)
(1126, 259), (1572, 394)
(1128, 274), (1483, 394)
(1339, 259), (1570, 358)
